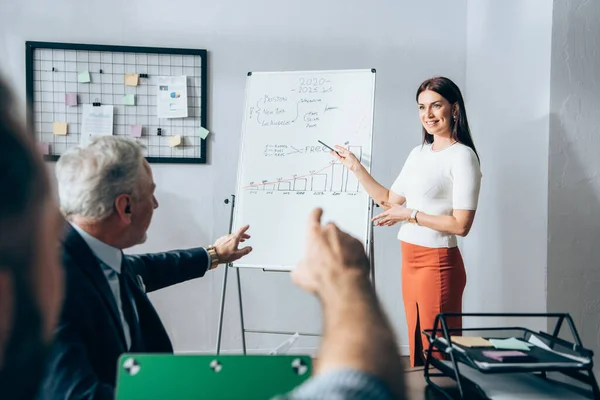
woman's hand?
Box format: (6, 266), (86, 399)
(330, 145), (361, 172)
(372, 201), (412, 226)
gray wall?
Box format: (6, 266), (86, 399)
(548, 0), (600, 364)
(463, 0), (553, 331)
(0, 0), (467, 355)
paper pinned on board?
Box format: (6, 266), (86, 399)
(157, 76), (188, 118)
(78, 71), (91, 83)
(168, 135), (182, 147)
(198, 126), (209, 139)
(65, 93), (78, 106)
(130, 124), (143, 138)
(81, 104), (114, 147)
(38, 142), (50, 155)
(53, 122), (67, 135)
(125, 73), (139, 86)
(123, 94), (136, 106)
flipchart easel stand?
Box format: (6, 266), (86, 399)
(215, 195), (377, 355)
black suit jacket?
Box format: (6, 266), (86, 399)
(39, 226), (209, 399)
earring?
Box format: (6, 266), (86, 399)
(453, 115), (457, 121)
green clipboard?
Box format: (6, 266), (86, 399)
(115, 354), (312, 400)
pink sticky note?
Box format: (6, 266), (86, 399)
(38, 142), (50, 155)
(65, 93), (78, 106)
(130, 124), (142, 138)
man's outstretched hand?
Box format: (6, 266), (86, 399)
(212, 225), (252, 267)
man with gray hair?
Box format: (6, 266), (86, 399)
(40, 136), (252, 399)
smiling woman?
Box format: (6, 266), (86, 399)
(329, 76), (482, 367)
(416, 77), (479, 160)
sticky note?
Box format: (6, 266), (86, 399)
(198, 126), (210, 139)
(77, 71), (91, 83)
(125, 74), (139, 86)
(53, 122), (68, 135)
(169, 135), (182, 147)
(65, 93), (78, 106)
(130, 124), (142, 138)
(123, 94), (136, 106)
(38, 142), (50, 155)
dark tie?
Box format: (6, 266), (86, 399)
(119, 260), (145, 352)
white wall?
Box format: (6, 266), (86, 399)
(548, 0), (600, 368)
(463, 1), (553, 330)
(0, 1), (467, 354)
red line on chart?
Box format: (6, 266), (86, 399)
(242, 162), (337, 189)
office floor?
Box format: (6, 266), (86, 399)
(404, 368), (461, 399)
(404, 365), (462, 399)
(403, 362), (597, 399)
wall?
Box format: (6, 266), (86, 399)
(2, 0), (564, 357)
(0, 0), (467, 354)
(463, 1), (553, 330)
(548, 0), (600, 368)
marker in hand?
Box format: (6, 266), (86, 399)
(318, 140), (341, 156)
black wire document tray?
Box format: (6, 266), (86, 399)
(422, 313), (599, 399)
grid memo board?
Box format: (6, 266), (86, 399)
(26, 41), (208, 163)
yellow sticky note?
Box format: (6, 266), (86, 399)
(125, 74), (139, 86)
(53, 122), (68, 135)
(198, 126), (209, 140)
(169, 135), (182, 147)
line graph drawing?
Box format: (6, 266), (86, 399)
(244, 145), (363, 193)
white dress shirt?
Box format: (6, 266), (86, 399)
(71, 224), (133, 349)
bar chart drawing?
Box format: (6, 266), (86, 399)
(293, 178), (307, 191)
(310, 174), (328, 191)
(277, 181), (291, 191)
(343, 146), (362, 193)
(330, 163), (345, 192)
(243, 145), (363, 193)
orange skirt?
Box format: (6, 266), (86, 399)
(401, 241), (466, 367)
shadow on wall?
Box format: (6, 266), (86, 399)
(129, 189), (213, 350)
(497, 115), (550, 328)
(462, 114), (549, 331)
(547, 113), (600, 358)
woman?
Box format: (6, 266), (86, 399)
(332, 76), (481, 366)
